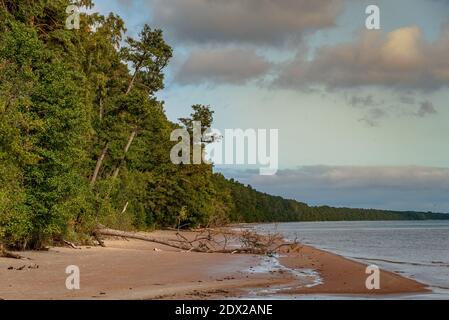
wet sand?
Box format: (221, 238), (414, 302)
(278, 245), (429, 296)
(0, 230), (430, 300)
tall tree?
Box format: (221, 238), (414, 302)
(90, 24), (172, 185)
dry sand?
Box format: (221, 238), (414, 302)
(0, 230), (430, 300)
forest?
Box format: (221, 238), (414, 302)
(1, 0), (447, 250)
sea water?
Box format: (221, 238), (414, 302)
(253, 220), (449, 299)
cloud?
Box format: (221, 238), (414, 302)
(276, 25), (449, 91)
(174, 48), (272, 85)
(344, 94), (437, 127)
(358, 108), (388, 127)
(399, 95), (416, 105)
(219, 166), (449, 212)
(416, 100), (437, 117)
(146, 0), (344, 46)
(346, 94), (384, 109)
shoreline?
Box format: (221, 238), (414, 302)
(0, 229), (430, 300)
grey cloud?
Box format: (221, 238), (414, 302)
(416, 100), (437, 117)
(146, 0), (344, 46)
(399, 95), (416, 105)
(349, 95), (376, 108)
(276, 25), (449, 91)
(219, 166), (449, 212)
(174, 48), (272, 85)
(345, 94), (437, 127)
(346, 94), (385, 109)
(358, 107), (388, 127)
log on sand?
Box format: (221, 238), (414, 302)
(94, 226), (287, 255)
(0, 244), (24, 259)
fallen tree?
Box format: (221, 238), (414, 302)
(0, 243), (23, 259)
(94, 225), (297, 255)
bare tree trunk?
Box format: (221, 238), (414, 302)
(112, 128), (137, 179)
(90, 67), (139, 186)
(0, 244), (23, 259)
(99, 98), (104, 122)
(91, 143), (109, 186)
(125, 66), (139, 95)
(95, 227), (214, 252)
(94, 226), (295, 255)
(120, 202), (129, 215)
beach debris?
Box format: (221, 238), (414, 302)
(1, 251), (24, 259)
(153, 248), (162, 252)
(94, 225), (299, 256)
(63, 240), (80, 250)
(7, 263), (39, 271)
(0, 246), (24, 260)
(92, 230), (106, 247)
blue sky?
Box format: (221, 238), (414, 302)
(92, 0), (449, 212)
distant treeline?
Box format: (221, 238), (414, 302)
(224, 177), (449, 223)
(1, 1), (446, 250)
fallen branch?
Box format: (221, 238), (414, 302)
(1, 245), (24, 260)
(95, 227), (195, 251)
(63, 240), (80, 250)
(94, 226), (298, 255)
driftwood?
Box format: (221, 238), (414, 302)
(94, 226), (297, 255)
(92, 231), (106, 247)
(63, 240), (80, 249)
(1, 251), (23, 259)
(96, 227), (212, 252)
(0, 244), (24, 259)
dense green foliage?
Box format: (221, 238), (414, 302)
(0, 1), (447, 249)
(225, 178), (449, 223)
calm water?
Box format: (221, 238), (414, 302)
(254, 220), (449, 299)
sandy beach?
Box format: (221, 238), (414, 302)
(0, 230), (430, 300)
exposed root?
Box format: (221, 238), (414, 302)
(92, 231), (106, 247)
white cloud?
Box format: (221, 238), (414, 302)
(276, 25), (449, 91)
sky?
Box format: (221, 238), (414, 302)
(93, 0), (449, 212)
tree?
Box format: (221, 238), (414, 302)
(90, 24), (172, 185)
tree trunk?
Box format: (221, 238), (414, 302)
(89, 66), (139, 186)
(120, 202), (129, 215)
(90, 143), (109, 186)
(0, 244), (23, 259)
(125, 66), (140, 95)
(94, 226), (276, 255)
(112, 128), (137, 179)
(99, 98), (104, 122)
(95, 227), (212, 252)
